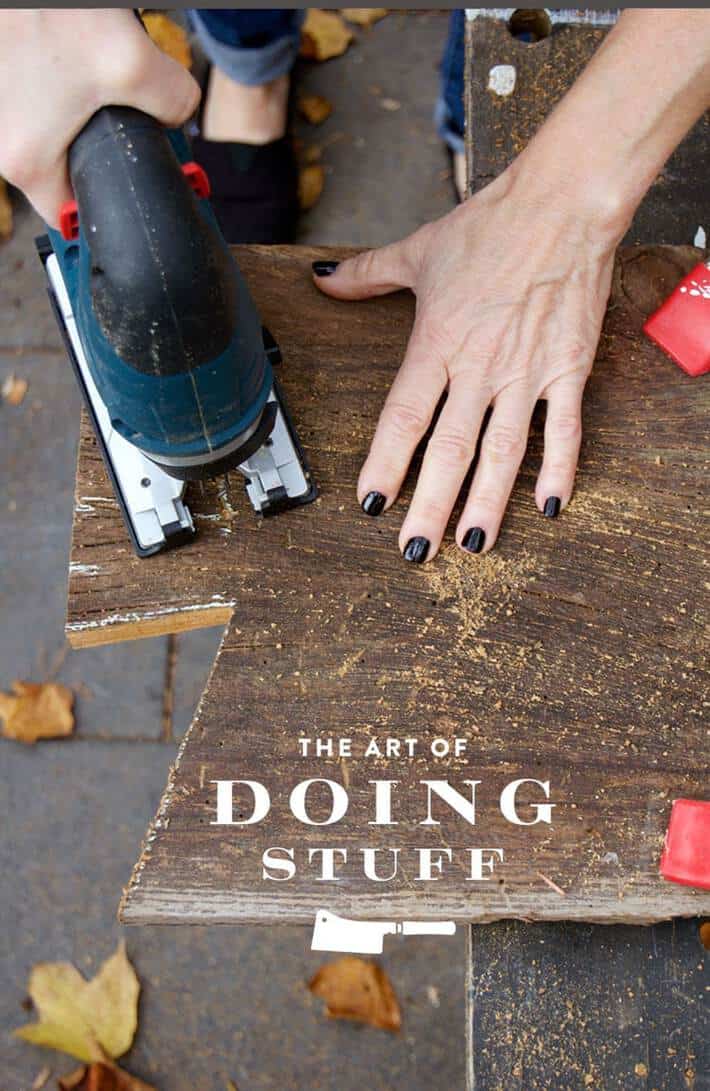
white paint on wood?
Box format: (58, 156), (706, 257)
(65, 597), (236, 633)
(68, 563), (102, 576)
(488, 64), (516, 96)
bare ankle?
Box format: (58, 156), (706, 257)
(202, 69), (289, 145)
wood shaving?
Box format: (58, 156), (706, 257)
(424, 544), (535, 650)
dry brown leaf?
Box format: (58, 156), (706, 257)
(2, 372), (28, 406)
(142, 12), (192, 68)
(298, 94), (333, 125)
(0, 681), (74, 744)
(300, 10), (353, 61)
(308, 956), (401, 1032)
(700, 921), (710, 950)
(342, 9), (388, 27)
(298, 164), (325, 211)
(0, 177), (13, 239)
(14, 942), (139, 1062)
(59, 1062), (156, 1091)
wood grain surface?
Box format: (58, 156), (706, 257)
(66, 244), (709, 924)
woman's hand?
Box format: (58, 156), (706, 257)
(0, 9), (199, 227)
(313, 166), (620, 560)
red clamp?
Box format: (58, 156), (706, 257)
(57, 162), (211, 242)
(659, 799), (710, 889)
(644, 262), (710, 377)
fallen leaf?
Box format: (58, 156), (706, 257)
(298, 94), (333, 125)
(308, 956), (401, 1032)
(59, 1062), (156, 1091)
(2, 372), (28, 406)
(298, 164), (325, 211)
(0, 681), (74, 744)
(142, 12), (192, 68)
(0, 177), (13, 239)
(700, 921), (710, 949)
(225, 1081), (239, 1091)
(15, 942), (139, 1062)
(300, 10), (353, 61)
(342, 9), (388, 27)
(380, 97), (401, 112)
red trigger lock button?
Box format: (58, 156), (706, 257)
(182, 161), (210, 200)
(59, 200), (79, 241)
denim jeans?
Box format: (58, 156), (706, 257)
(189, 8), (466, 151)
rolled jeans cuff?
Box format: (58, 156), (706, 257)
(435, 97), (465, 155)
(190, 11), (304, 86)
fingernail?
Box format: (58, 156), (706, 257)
(462, 527), (485, 554)
(362, 491), (386, 517)
(312, 260), (339, 277)
(543, 496), (561, 518)
(403, 536), (430, 564)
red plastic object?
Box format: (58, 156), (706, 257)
(59, 199), (79, 241)
(182, 161), (210, 200)
(659, 799), (710, 889)
(644, 262), (710, 377)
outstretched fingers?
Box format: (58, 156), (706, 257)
(535, 377), (586, 518)
(455, 383), (537, 554)
(396, 377), (490, 563)
(357, 322), (448, 522)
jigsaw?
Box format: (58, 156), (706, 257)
(37, 105), (316, 556)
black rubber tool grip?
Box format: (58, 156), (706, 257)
(68, 106), (240, 375)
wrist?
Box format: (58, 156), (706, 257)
(506, 137), (634, 250)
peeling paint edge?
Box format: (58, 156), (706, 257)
(66, 598), (236, 632)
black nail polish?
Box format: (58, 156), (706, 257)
(404, 536), (430, 564)
(462, 527), (485, 554)
(362, 491), (386, 517)
(312, 260), (339, 277)
(543, 496), (561, 519)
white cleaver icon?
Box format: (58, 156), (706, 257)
(311, 909), (456, 955)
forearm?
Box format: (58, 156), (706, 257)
(513, 8), (710, 238)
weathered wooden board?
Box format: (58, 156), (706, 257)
(466, 918), (709, 1090)
(66, 245), (709, 924)
(464, 14), (710, 245)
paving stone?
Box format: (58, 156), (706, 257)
(293, 11), (454, 246)
(1, 739), (465, 1090)
(171, 626), (225, 739)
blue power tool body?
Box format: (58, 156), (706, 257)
(37, 106), (316, 556)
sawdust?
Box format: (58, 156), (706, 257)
(424, 543), (536, 650)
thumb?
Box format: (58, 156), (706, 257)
(117, 41), (201, 129)
(312, 234), (421, 301)
(25, 158), (74, 229)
